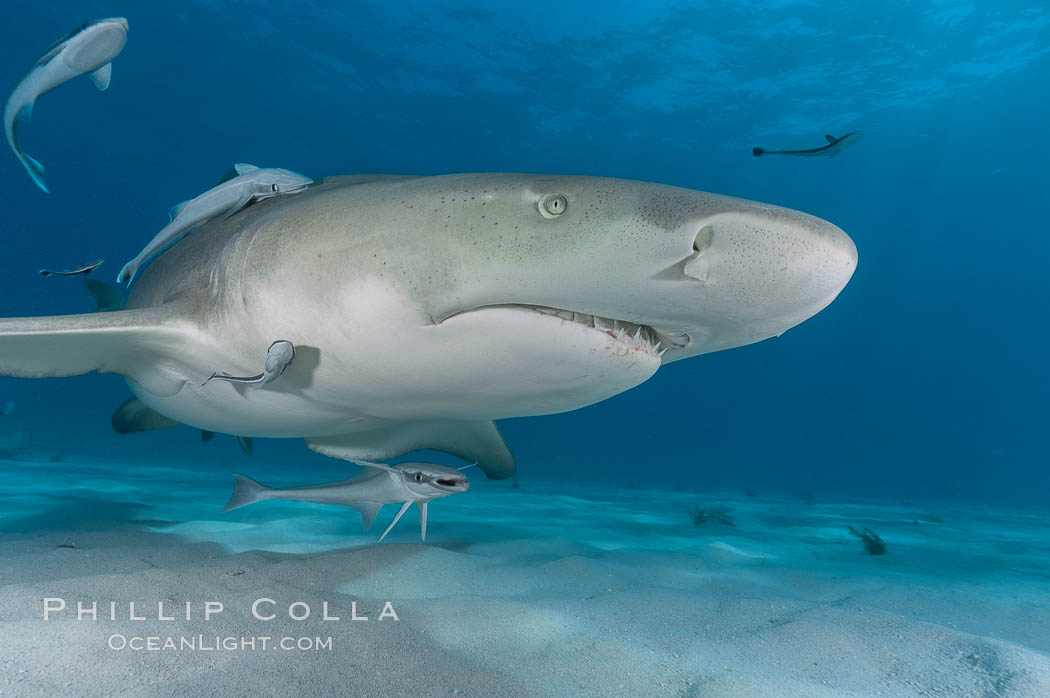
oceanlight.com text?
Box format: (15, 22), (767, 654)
(107, 634), (334, 651)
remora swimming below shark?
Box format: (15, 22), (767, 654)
(0, 173), (858, 478)
(223, 460), (471, 542)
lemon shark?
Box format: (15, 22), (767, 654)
(0, 173), (858, 478)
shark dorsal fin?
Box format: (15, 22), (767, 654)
(168, 200), (190, 220)
(825, 134), (837, 144)
(213, 163), (260, 186)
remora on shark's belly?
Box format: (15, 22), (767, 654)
(0, 173), (858, 478)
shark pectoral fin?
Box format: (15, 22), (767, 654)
(236, 435), (254, 456)
(305, 419), (516, 480)
(234, 163), (260, 175)
(0, 306), (201, 398)
(825, 134), (837, 144)
(90, 63), (112, 91)
(418, 501), (428, 542)
(111, 397), (181, 434)
(201, 430), (215, 442)
(347, 501), (383, 530)
(378, 501), (412, 542)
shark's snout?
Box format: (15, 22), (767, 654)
(654, 201), (857, 359)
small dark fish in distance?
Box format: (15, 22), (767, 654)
(40, 259), (104, 277)
(753, 131), (863, 158)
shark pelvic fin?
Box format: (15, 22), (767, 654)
(111, 397), (181, 434)
(236, 435), (254, 456)
(305, 419), (515, 479)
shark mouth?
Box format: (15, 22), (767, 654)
(525, 305), (690, 357)
(439, 304), (692, 356)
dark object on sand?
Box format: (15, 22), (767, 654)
(847, 525), (886, 555)
(40, 259), (104, 277)
(56, 543), (76, 549)
(689, 506), (734, 527)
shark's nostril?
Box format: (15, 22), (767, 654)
(693, 225), (714, 254)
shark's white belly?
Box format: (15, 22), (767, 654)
(130, 277), (661, 438)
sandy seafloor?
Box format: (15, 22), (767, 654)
(1, 454), (1049, 698)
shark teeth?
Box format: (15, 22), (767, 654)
(529, 305), (671, 357)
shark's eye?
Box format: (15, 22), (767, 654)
(271, 184), (278, 192)
(539, 193), (568, 218)
(414, 473), (422, 482)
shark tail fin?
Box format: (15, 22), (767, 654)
(21, 153), (48, 193)
(223, 473), (273, 512)
(752, 147), (764, 157)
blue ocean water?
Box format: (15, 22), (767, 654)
(0, 0), (1047, 509)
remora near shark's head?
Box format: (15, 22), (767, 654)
(0, 173), (857, 479)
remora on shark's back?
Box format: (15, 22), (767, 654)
(223, 460), (471, 542)
(117, 164), (313, 284)
(0, 173), (858, 479)
(4, 18), (128, 192)
(753, 131), (864, 158)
